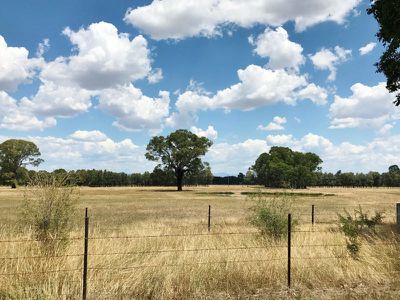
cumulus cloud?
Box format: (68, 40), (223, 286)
(258, 116), (287, 131)
(309, 46), (352, 81)
(249, 27), (305, 72)
(0, 35), (43, 91)
(168, 65), (327, 127)
(147, 68), (163, 84)
(190, 125), (218, 140)
(329, 82), (398, 129)
(359, 42), (376, 55)
(20, 81), (93, 118)
(125, 0), (361, 40)
(36, 38), (50, 57)
(0, 91), (56, 131)
(206, 139), (269, 174)
(70, 130), (108, 142)
(98, 83), (170, 132)
(41, 22), (153, 90)
(0, 24), (169, 133)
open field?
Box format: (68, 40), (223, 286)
(1, 185), (400, 299)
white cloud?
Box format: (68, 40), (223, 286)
(70, 130), (108, 142)
(169, 65), (327, 126)
(0, 91), (56, 131)
(258, 116), (287, 131)
(147, 68), (163, 84)
(98, 83), (170, 132)
(21, 81), (93, 118)
(193, 65), (325, 110)
(296, 83), (328, 105)
(266, 134), (294, 145)
(0, 35), (43, 91)
(309, 46), (352, 81)
(329, 82), (398, 129)
(125, 0), (361, 40)
(377, 124), (393, 136)
(41, 22), (152, 90)
(36, 38), (50, 57)
(206, 139), (269, 174)
(249, 27), (305, 72)
(359, 42), (376, 55)
(190, 125), (218, 140)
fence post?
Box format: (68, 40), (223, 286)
(397, 203), (400, 231)
(82, 208), (89, 300)
(208, 205), (211, 232)
(311, 204), (315, 225)
(287, 213), (291, 288)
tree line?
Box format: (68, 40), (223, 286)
(2, 136), (400, 189)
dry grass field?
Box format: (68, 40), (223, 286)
(1, 185), (400, 299)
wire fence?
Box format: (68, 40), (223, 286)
(0, 204), (399, 299)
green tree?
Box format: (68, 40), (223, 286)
(0, 139), (43, 187)
(252, 147), (322, 188)
(367, 0), (400, 105)
(145, 129), (212, 191)
(389, 164), (400, 173)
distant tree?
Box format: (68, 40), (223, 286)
(0, 139), (43, 188)
(237, 172), (245, 184)
(389, 165), (400, 173)
(244, 168), (255, 185)
(145, 130), (212, 191)
(367, 0), (400, 105)
(253, 147), (322, 189)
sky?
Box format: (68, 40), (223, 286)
(0, 0), (398, 175)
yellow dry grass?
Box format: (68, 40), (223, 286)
(1, 185), (400, 299)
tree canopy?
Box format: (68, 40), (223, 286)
(145, 129), (212, 191)
(0, 139), (43, 187)
(252, 147), (322, 189)
(367, 0), (400, 105)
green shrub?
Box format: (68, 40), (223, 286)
(338, 206), (384, 257)
(20, 174), (78, 254)
(248, 193), (296, 239)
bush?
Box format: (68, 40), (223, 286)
(20, 174), (78, 254)
(338, 206), (384, 257)
(248, 193), (296, 239)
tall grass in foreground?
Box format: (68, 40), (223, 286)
(0, 187), (400, 299)
(1, 222), (400, 298)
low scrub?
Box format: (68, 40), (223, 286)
(19, 174), (79, 254)
(248, 193), (297, 239)
(338, 206), (384, 257)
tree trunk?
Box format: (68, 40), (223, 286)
(176, 171), (183, 191)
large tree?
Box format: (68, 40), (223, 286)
(253, 147), (322, 189)
(367, 0), (400, 105)
(145, 129), (212, 191)
(0, 139), (43, 187)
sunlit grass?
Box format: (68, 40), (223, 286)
(0, 185), (399, 299)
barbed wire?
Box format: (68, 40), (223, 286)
(0, 268), (82, 276)
(88, 231), (260, 240)
(0, 236), (83, 244)
(0, 253), (83, 260)
(88, 258), (286, 272)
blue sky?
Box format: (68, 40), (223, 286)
(0, 0), (398, 175)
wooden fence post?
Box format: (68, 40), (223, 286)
(82, 208), (89, 300)
(287, 213), (291, 288)
(208, 205), (211, 232)
(312, 204), (315, 225)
